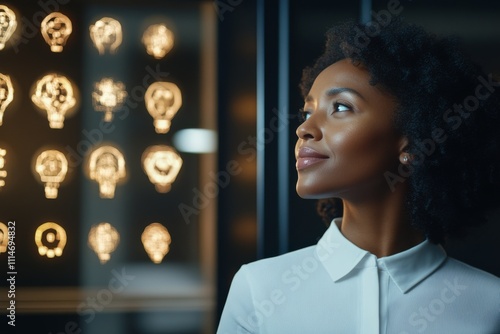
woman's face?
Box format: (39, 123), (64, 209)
(295, 59), (405, 200)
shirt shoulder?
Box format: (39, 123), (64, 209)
(244, 245), (317, 275)
(436, 257), (499, 319)
(442, 257), (500, 286)
(217, 246), (318, 334)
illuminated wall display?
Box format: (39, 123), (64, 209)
(141, 223), (171, 264)
(41, 12), (72, 52)
(0, 4), (219, 333)
(89, 17), (123, 55)
(0, 5), (17, 50)
(142, 24), (174, 59)
(0, 148), (6, 188)
(31, 73), (77, 129)
(0, 222), (7, 254)
(35, 150), (68, 199)
(88, 222), (120, 264)
(88, 145), (126, 199)
(35, 222), (67, 258)
(92, 78), (127, 122)
(0, 73), (14, 126)
(145, 81), (182, 134)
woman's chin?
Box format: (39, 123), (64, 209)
(295, 185), (336, 199)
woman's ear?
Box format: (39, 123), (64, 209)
(398, 136), (411, 164)
(398, 136), (409, 154)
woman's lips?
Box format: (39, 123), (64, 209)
(296, 147), (329, 170)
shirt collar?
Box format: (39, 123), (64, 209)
(315, 217), (447, 294)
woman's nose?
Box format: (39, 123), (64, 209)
(296, 114), (321, 140)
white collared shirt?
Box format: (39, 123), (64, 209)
(217, 218), (500, 334)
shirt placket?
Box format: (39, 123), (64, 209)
(377, 261), (390, 334)
(359, 256), (380, 334)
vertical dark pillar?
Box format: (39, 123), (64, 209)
(256, 0), (290, 259)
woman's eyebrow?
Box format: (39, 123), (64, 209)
(325, 87), (366, 101)
(304, 87), (366, 103)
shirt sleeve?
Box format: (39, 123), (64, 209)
(217, 265), (258, 334)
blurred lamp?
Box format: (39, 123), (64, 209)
(0, 148), (6, 188)
(88, 222), (120, 264)
(0, 73), (14, 126)
(90, 17), (122, 55)
(0, 222), (7, 253)
(142, 145), (182, 193)
(142, 24), (174, 59)
(88, 145), (126, 199)
(0, 5), (17, 50)
(35, 222), (67, 258)
(41, 12), (72, 52)
(32, 73), (76, 129)
(92, 78), (127, 122)
(145, 81), (181, 134)
(35, 150), (68, 199)
(141, 223), (171, 264)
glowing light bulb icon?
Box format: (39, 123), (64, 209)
(0, 5), (17, 50)
(88, 222), (120, 264)
(35, 150), (68, 199)
(142, 145), (182, 193)
(0, 148), (6, 189)
(35, 222), (67, 258)
(141, 223), (171, 264)
(145, 82), (182, 134)
(0, 73), (14, 126)
(142, 24), (174, 59)
(90, 17), (122, 55)
(41, 12), (72, 52)
(92, 78), (127, 122)
(32, 73), (76, 129)
(0, 222), (7, 254)
(89, 145), (126, 199)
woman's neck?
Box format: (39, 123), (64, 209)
(339, 183), (425, 258)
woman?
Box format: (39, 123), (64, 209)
(217, 18), (500, 334)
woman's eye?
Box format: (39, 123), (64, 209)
(333, 102), (351, 113)
(298, 109), (311, 122)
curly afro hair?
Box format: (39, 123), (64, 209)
(300, 18), (500, 244)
